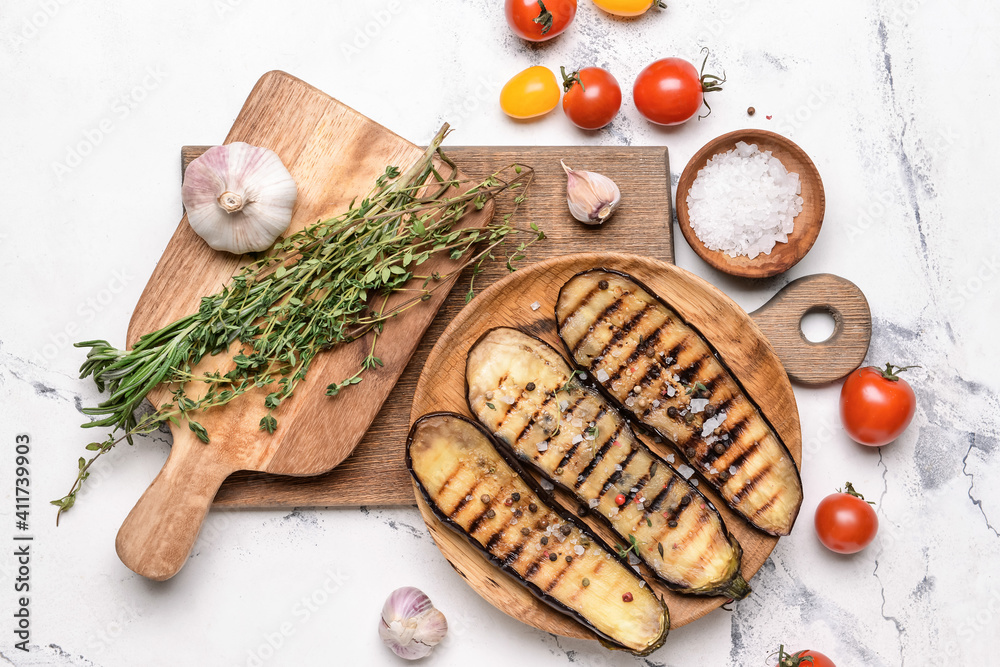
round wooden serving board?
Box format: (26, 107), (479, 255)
(409, 253), (802, 639)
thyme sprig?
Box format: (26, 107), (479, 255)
(53, 124), (541, 523)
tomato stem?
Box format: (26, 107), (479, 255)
(533, 0), (553, 34)
(697, 47), (726, 120)
(880, 362), (920, 382)
(560, 66), (585, 93)
(839, 481), (875, 505)
(770, 645), (815, 666)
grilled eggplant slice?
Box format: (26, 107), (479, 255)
(407, 413), (669, 655)
(466, 327), (750, 599)
(555, 269), (803, 536)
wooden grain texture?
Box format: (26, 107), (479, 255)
(179, 144), (677, 508)
(408, 252), (802, 637)
(116, 70), (496, 580)
(676, 129), (825, 279)
(749, 273), (871, 384)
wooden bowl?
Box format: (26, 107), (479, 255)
(676, 130), (825, 279)
(410, 253), (802, 639)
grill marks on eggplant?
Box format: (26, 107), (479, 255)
(408, 413), (669, 655)
(466, 328), (749, 599)
(555, 270), (803, 537)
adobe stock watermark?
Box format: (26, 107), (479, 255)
(772, 85), (834, 136)
(439, 76), (504, 126)
(86, 598), (143, 654)
(947, 254), (999, 313)
(215, 0), (250, 18)
(245, 567), (350, 666)
(694, 0), (749, 45)
(340, 0), (403, 62)
(8, 0), (73, 48)
(31, 268), (134, 366)
(844, 126), (959, 242)
(926, 586), (1000, 665)
(51, 66), (167, 181)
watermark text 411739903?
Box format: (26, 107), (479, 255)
(12, 434), (33, 652)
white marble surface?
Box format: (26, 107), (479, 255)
(2, 0), (998, 665)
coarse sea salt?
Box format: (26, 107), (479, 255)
(686, 141), (804, 259)
(530, 301), (541, 311)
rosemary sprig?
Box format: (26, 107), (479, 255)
(53, 124), (541, 523)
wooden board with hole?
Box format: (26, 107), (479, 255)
(409, 252), (802, 635)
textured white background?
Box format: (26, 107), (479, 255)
(2, 0), (999, 665)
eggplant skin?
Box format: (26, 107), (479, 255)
(466, 327), (750, 599)
(555, 269), (803, 537)
(407, 412), (669, 656)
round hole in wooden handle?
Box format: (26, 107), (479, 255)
(115, 428), (233, 581)
(749, 273), (871, 385)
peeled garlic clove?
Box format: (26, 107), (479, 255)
(182, 142), (297, 254)
(562, 160), (621, 225)
(378, 586), (448, 660)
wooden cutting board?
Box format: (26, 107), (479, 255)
(180, 148), (870, 509)
(409, 253), (801, 635)
(115, 71), (497, 580)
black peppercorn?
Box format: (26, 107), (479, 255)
(521, 527), (531, 536)
(667, 406), (679, 418)
(525, 382), (535, 392)
(540, 536), (549, 545)
(598, 280), (609, 290)
(668, 520), (678, 528)
(511, 492), (521, 502)
(560, 524), (572, 536)
(486, 509), (496, 519)
(549, 552), (558, 562)
(528, 502), (538, 513)
(704, 404), (716, 418)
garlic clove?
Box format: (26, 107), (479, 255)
(562, 161), (622, 225)
(182, 142), (297, 254)
(378, 586), (448, 660)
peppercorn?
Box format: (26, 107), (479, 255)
(685, 447), (696, 458)
(521, 527), (531, 536)
(511, 492), (521, 502)
(555, 466), (564, 475)
(667, 406), (679, 418)
(485, 509), (496, 519)
(525, 382), (535, 392)
(598, 280), (609, 290)
(513, 509), (523, 518)
(540, 536), (549, 545)
(713, 443), (726, 455)
(645, 346), (655, 358)
(668, 520), (678, 528)
(622, 592), (633, 603)
(748, 106), (756, 116)
(614, 494), (626, 506)
(704, 404), (716, 418)
(560, 524), (572, 536)
(680, 495), (691, 506)
(582, 578), (590, 587)
(577, 505), (588, 517)
(549, 552), (558, 562)
(719, 470), (730, 482)
(481, 494), (491, 504)
(538, 519), (549, 529)
(504, 497), (513, 507)
(528, 502), (538, 513)
(565, 555), (573, 563)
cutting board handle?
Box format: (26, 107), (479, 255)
(115, 428), (233, 581)
(749, 273), (871, 385)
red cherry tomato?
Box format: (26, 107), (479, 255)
(633, 48), (725, 125)
(505, 0), (577, 41)
(840, 363), (917, 446)
(561, 66), (622, 130)
(773, 647), (836, 667)
(814, 483), (878, 554)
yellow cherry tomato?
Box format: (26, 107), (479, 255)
(500, 66), (560, 119)
(591, 0), (662, 17)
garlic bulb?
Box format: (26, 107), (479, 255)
(182, 142), (297, 254)
(562, 160), (621, 225)
(378, 587), (448, 660)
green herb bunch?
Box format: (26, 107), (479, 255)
(53, 124), (541, 523)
